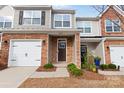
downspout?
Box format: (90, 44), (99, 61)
(101, 37), (106, 64)
(0, 32), (3, 50)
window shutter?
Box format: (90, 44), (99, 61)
(41, 11), (45, 25)
(19, 11), (23, 25)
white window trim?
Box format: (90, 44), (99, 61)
(54, 14), (72, 28)
(23, 10), (41, 25)
(0, 16), (13, 29)
(77, 21), (92, 34)
(105, 19), (121, 32)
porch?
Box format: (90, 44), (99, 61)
(48, 32), (81, 68)
(80, 37), (105, 64)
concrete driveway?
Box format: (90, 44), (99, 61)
(0, 67), (37, 88)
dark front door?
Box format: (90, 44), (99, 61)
(81, 45), (87, 63)
(58, 39), (66, 62)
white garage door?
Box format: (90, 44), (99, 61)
(110, 46), (124, 67)
(8, 40), (42, 66)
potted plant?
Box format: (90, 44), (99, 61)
(94, 56), (101, 67)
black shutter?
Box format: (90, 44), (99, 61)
(19, 11), (23, 25)
(41, 11), (45, 25)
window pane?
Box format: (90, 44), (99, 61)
(4, 17), (12, 22)
(33, 11), (41, 18)
(106, 19), (112, 26)
(63, 15), (70, 21)
(4, 22), (12, 28)
(55, 21), (62, 27)
(106, 26), (112, 32)
(23, 11), (32, 18)
(32, 18), (40, 24)
(85, 27), (91, 33)
(63, 21), (70, 27)
(54, 15), (62, 21)
(0, 17), (4, 22)
(114, 26), (120, 32)
(113, 20), (119, 26)
(0, 22), (3, 28)
(23, 18), (31, 24)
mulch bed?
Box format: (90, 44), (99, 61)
(100, 69), (119, 71)
(82, 70), (106, 80)
(36, 66), (57, 72)
(68, 69), (106, 80)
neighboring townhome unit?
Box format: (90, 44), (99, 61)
(100, 5), (124, 67)
(76, 17), (105, 64)
(0, 5), (81, 68)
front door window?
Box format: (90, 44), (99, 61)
(58, 39), (66, 62)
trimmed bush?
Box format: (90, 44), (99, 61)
(71, 68), (83, 76)
(67, 63), (76, 68)
(43, 63), (54, 69)
(67, 63), (83, 76)
(108, 64), (116, 69)
(100, 64), (108, 70)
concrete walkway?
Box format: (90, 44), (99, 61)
(0, 67), (37, 88)
(30, 67), (69, 78)
(99, 68), (124, 75)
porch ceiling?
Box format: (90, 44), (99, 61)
(81, 38), (102, 42)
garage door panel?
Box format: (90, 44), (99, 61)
(9, 40), (42, 66)
(110, 46), (124, 67)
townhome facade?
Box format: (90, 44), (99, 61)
(0, 5), (81, 68)
(0, 5), (124, 68)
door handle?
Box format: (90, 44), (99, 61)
(121, 56), (123, 59)
(25, 53), (28, 57)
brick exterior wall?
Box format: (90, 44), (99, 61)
(0, 33), (48, 66)
(104, 40), (124, 64)
(101, 6), (124, 36)
(49, 33), (81, 68)
(75, 33), (81, 68)
(49, 36), (74, 64)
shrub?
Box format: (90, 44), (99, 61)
(94, 56), (101, 61)
(108, 64), (116, 69)
(87, 64), (96, 71)
(67, 63), (76, 68)
(71, 68), (83, 76)
(81, 63), (88, 69)
(67, 63), (83, 76)
(100, 64), (108, 70)
(43, 63), (54, 69)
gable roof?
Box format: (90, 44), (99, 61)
(99, 5), (124, 17)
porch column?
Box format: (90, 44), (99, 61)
(75, 33), (81, 68)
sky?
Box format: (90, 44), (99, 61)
(52, 5), (100, 17)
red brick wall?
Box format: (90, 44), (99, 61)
(101, 6), (124, 36)
(75, 33), (81, 68)
(49, 36), (74, 64)
(104, 40), (124, 64)
(0, 33), (48, 66)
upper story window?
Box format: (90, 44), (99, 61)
(105, 19), (121, 32)
(77, 21), (92, 33)
(0, 16), (12, 28)
(54, 14), (71, 28)
(23, 11), (41, 25)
